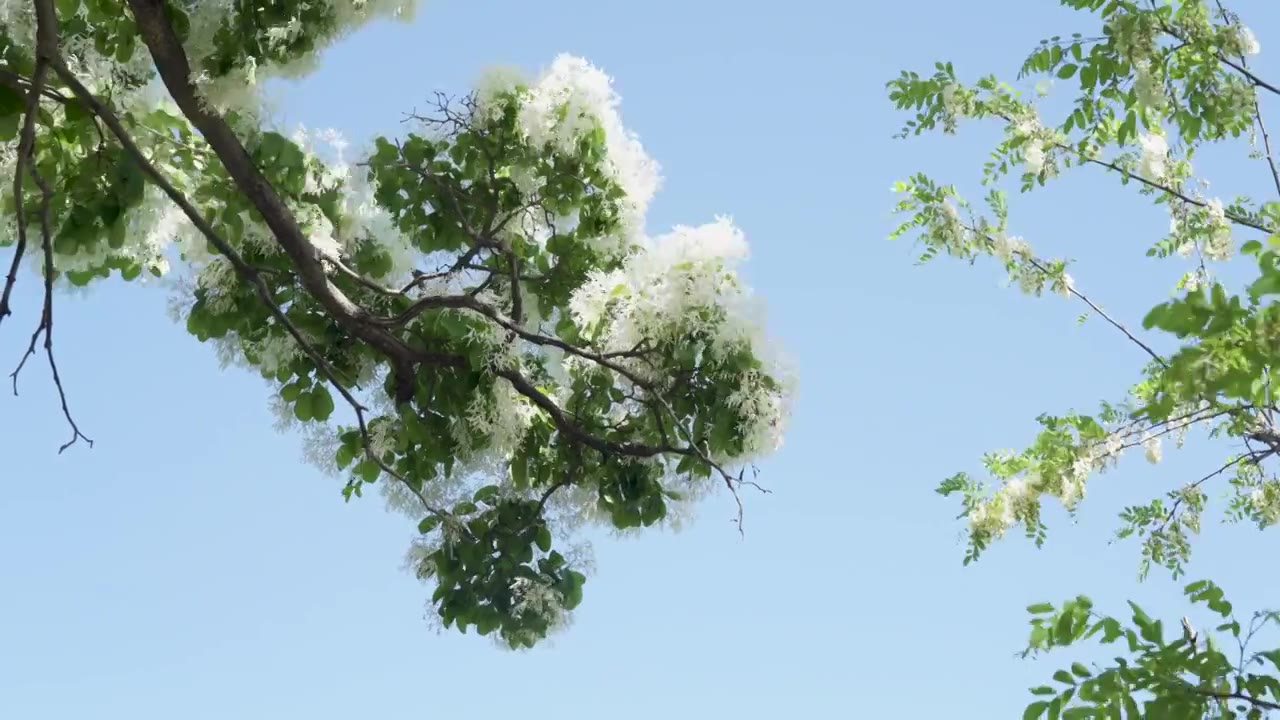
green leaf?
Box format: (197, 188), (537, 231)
(310, 385), (336, 422)
(0, 113), (19, 142)
(334, 443), (355, 470)
(0, 84), (22, 117)
(280, 381), (305, 402)
(1030, 686), (1057, 696)
(293, 391), (314, 421)
(510, 453), (529, 489)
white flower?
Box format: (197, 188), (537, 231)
(1203, 199), (1234, 261)
(1024, 143), (1046, 175)
(1138, 132), (1168, 179)
(1059, 476), (1086, 509)
(940, 83), (962, 115)
(1239, 26), (1261, 56)
(967, 497), (1015, 539)
(1250, 482), (1280, 526)
(1143, 434), (1162, 464)
(1057, 272), (1075, 299)
(515, 55), (661, 254)
(1013, 116), (1041, 138)
(992, 232), (1013, 261)
(564, 216), (791, 465)
(474, 65), (527, 121)
(1134, 62), (1167, 110)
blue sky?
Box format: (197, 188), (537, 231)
(4, 0), (1280, 717)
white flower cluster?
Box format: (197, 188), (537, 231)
(1232, 25), (1262, 57)
(1138, 132), (1169, 181)
(938, 82), (973, 132)
(1011, 113), (1055, 178)
(1250, 480), (1280, 527)
(509, 576), (566, 627)
(566, 217), (791, 463)
(934, 200), (975, 257)
(293, 126), (419, 282)
(1134, 61), (1168, 111)
(1202, 198), (1234, 261)
(1106, 10), (1173, 112)
(475, 56), (661, 259)
(991, 230), (1031, 263)
(966, 406), (1213, 541)
(451, 377), (538, 461)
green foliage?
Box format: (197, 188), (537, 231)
(889, 0), (1280, 713)
(1022, 582), (1280, 719)
(0, 0), (789, 651)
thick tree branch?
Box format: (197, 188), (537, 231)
(123, 0), (420, 374)
(43, 28), (446, 515)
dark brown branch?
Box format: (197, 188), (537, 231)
(965, 220), (1169, 368)
(380, 293), (656, 389)
(1074, 152), (1270, 233)
(494, 366), (667, 459)
(10, 160), (93, 452)
(123, 0), (418, 370)
(1025, 254), (1167, 367)
(0, 48), (49, 327)
(1190, 688), (1280, 712)
(2, 0), (90, 452)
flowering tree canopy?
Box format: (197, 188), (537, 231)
(890, 0), (1280, 715)
(0, 0), (793, 649)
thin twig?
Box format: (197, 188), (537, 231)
(0, 57), (48, 326)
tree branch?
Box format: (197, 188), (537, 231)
(44, 26), (444, 515)
(1212, 0), (1280, 200)
(10, 160), (92, 452)
(123, 0), (419, 371)
(0, 36), (50, 327)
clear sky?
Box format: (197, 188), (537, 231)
(4, 0), (1280, 717)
